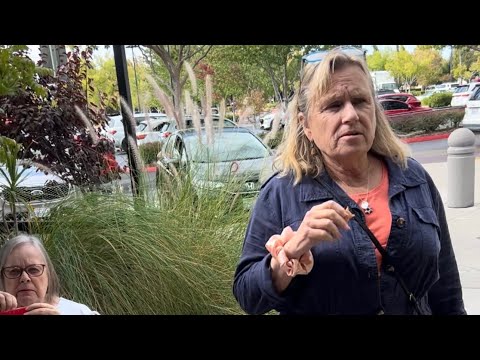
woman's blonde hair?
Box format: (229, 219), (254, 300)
(274, 50), (409, 184)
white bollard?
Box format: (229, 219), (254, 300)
(447, 128), (476, 208)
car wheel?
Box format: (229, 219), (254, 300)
(121, 138), (128, 153)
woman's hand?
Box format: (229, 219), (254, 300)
(0, 291), (17, 312)
(284, 200), (351, 259)
(24, 303), (60, 315)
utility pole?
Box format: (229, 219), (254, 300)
(39, 45), (67, 76)
(113, 45), (140, 197)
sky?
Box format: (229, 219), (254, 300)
(27, 45), (453, 63)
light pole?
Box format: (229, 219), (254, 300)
(127, 45), (141, 112)
(113, 45), (140, 196)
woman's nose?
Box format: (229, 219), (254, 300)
(341, 101), (359, 123)
(19, 270), (31, 283)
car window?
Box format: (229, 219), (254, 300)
(154, 122), (169, 132)
(381, 101), (409, 110)
(185, 131), (269, 163)
(163, 135), (176, 158)
(454, 85), (469, 93)
(137, 123), (147, 132)
(472, 87), (480, 101)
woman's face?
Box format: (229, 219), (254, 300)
(2, 244), (49, 307)
(302, 64), (376, 163)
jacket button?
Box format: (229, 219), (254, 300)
(396, 217), (406, 228)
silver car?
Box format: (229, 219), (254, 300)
(156, 127), (274, 209)
(0, 163), (73, 225)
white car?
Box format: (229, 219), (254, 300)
(135, 117), (170, 147)
(451, 83), (480, 107)
(106, 112), (167, 152)
(461, 87), (480, 131)
(0, 162), (74, 225)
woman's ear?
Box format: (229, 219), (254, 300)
(299, 112), (313, 141)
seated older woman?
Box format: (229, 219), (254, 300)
(0, 234), (98, 315)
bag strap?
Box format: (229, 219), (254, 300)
(313, 176), (423, 315)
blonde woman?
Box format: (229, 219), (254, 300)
(233, 48), (465, 315)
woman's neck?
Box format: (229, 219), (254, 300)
(324, 154), (373, 188)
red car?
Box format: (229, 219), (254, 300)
(379, 99), (432, 116)
(377, 93), (422, 107)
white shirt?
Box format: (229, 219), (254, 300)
(56, 297), (99, 315)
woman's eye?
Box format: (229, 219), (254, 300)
(327, 102), (341, 109)
(353, 98), (366, 104)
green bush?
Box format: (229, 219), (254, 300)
(34, 171), (250, 314)
(139, 142), (163, 166)
(422, 92), (452, 108)
(410, 90), (422, 96)
(389, 107), (465, 134)
(267, 129), (284, 149)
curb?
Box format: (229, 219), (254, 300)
(123, 166), (157, 174)
(402, 131), (453, 144)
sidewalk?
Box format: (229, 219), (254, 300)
(422, 158), (480, 315)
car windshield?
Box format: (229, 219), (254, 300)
(185, 132), (270, 163)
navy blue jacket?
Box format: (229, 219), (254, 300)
(233, 157), (466, 315)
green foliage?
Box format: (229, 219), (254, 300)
(389, 107), (464, 134)
(0, 45), (46, 97)
(385, 50), (418, 87)
(366, 49), (392, 71)
(34, 172), (250, 314)
(0, 137), (29, 234)
(413, 48), (446, 86)
(0, 46), (121, 189)
(267, 129), (284, 149)
(139, 141), (162, 165)
(422, 92), (452, 108)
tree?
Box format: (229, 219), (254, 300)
(385, 50), (418, 91)
(366, 49), (393, 71)
(0, 45), (48, 97)
(0, 46), (120, 189)
(413, 48), (445, 86)
(140, 45), (213, 128)
(88, 56), (157, 112)
(203, 45), (272, 105)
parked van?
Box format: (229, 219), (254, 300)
(451, 83), (480, 107)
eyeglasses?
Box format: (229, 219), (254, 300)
(1, 264), (46, 279)
(302, 46), (367, 65)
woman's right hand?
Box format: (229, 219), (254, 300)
(283, 200), (351, 260)
(0, 291), (17, 312)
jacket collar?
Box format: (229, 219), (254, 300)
(299, 156), (426, 203)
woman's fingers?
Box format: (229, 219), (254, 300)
(25, 302), (59, 315)
(0, 291), (17, 311)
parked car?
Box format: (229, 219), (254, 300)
(451, 83), (480, 107)
(377, 93), (422, 107)
(156, 127), (274, 210)
(133, 114), (239, 150)
(106, 112), (167, 152)
(0, 162), (74, 226)
(135, 117), (171, 147)
(379, 99), (432, 116)
(460, 86), (480, 131)
(260, 110), (286, 130)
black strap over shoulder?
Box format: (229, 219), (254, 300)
(313, 176), (423, 315)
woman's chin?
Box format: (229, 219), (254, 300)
(17, 293), (40, 307)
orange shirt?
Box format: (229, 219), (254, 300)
(349, 162), (391, 272)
